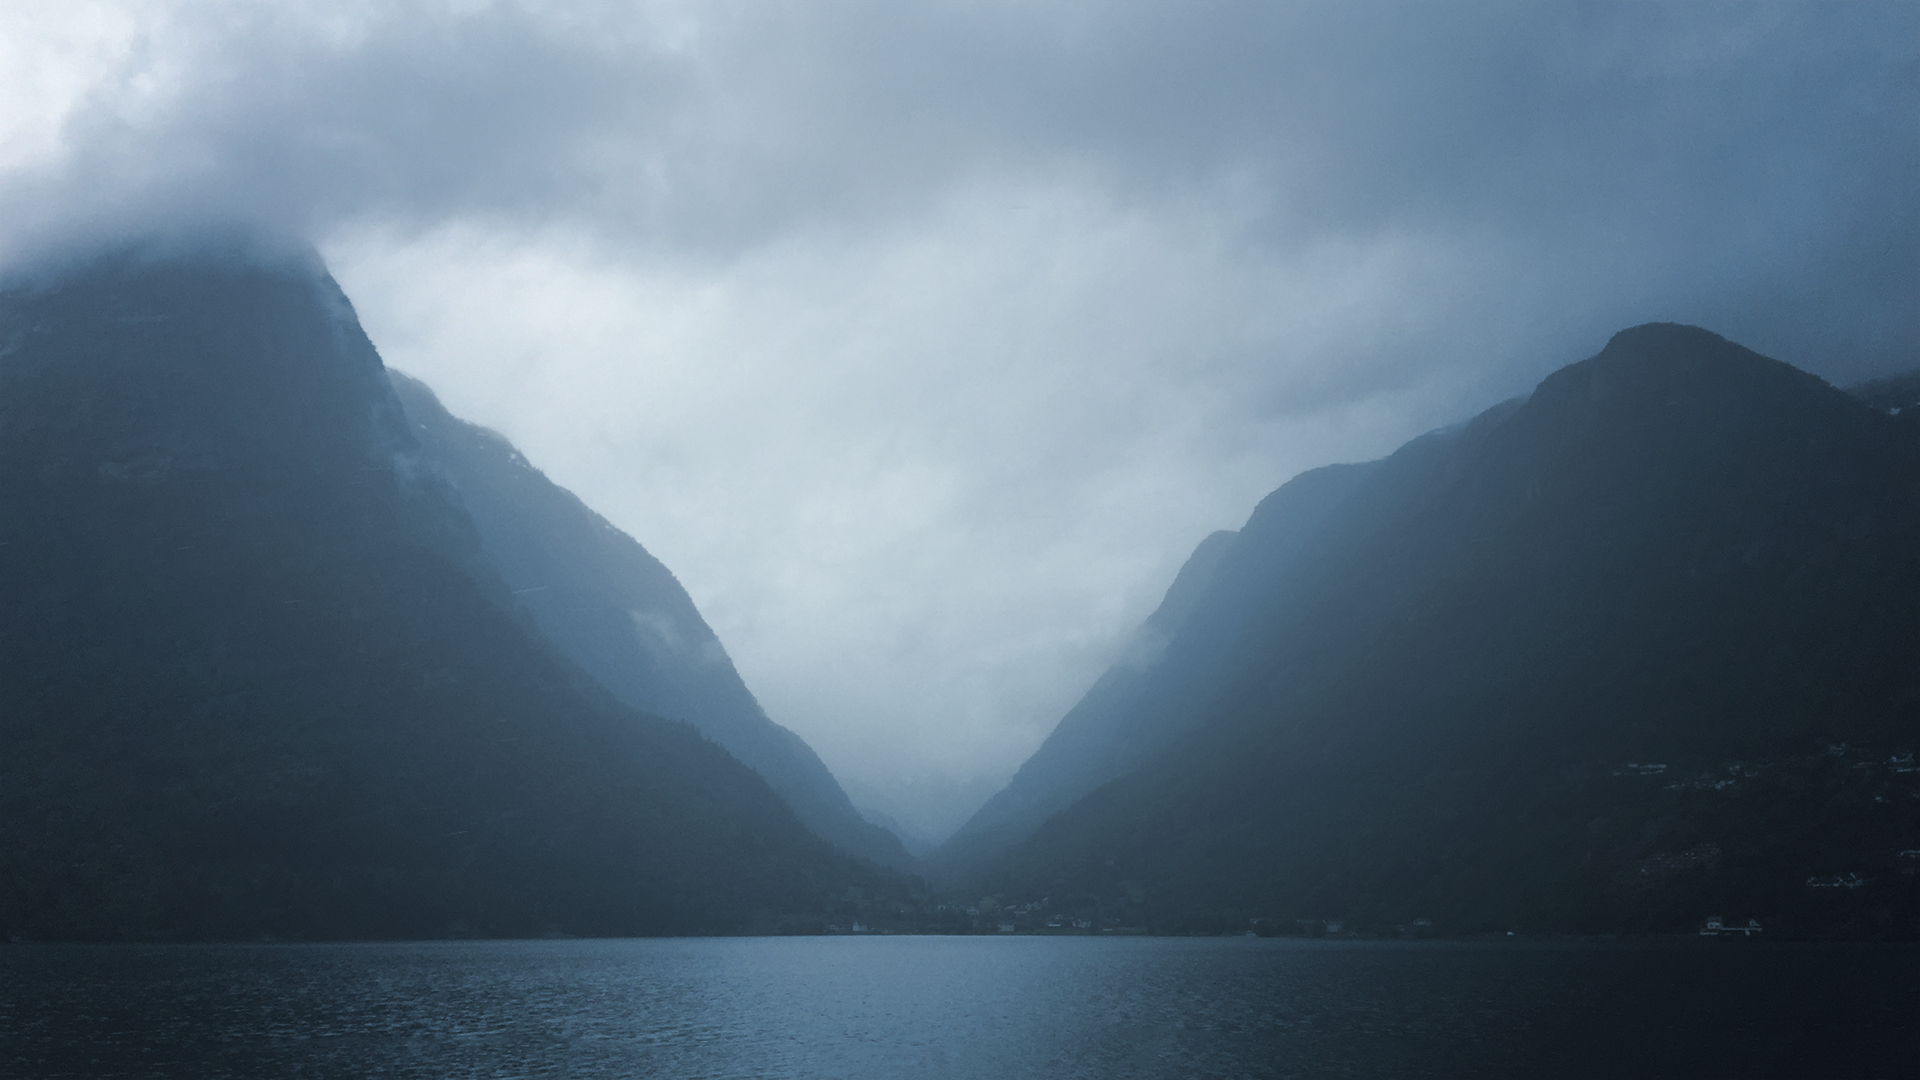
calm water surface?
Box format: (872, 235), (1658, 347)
(2, 936), (1914, 1078)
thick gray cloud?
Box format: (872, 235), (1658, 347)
(2, 1), (1913, 840)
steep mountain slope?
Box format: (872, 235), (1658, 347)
(972, 325), (1920, 938)
(0, 244), (890, 940)
(387, 373), (915, 870)
(934, 528), (1238, 877)
(936, 462), (1408, 882)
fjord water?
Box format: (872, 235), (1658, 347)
(4, 938), (1913, 1079)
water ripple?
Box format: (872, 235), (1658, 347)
(2, 937), (1914, 1079)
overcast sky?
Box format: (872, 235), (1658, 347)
(2, 1), (1914, 840)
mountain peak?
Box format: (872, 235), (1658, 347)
(1579, 321), (1800, 389)
(1521, 321), (1845, 434)
(2, 226), (322, 292)
(0, 242), (408, 478)
(1600, 320), (1731, 353)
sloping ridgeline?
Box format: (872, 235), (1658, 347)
(0, 243), (893, 940)
(933, 484), (1359, 883)
(388, 373), (915, 870)
(962, 325), (1920, 939)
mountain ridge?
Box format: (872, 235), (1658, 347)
(952, 324), (1920, 938)
(387, 372), (917, 870)
(0, 244), (900, 939)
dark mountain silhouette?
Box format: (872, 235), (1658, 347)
(0, 243), (896, 940)
(933, 526), (1248, 879)
(957, 326), (1920, 939)
(387, 373), (915, 870)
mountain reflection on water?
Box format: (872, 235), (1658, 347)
(3, 936), (1913, 1079)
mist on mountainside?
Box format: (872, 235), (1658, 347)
(1, 2), (1912, 822)
(386, 372), (916, 870)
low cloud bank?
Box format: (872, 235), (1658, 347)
(1, 1), (1912, 822)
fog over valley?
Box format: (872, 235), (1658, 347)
(1, 0), (1913, 843)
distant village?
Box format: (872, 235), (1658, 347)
(1609, 744), (1919, 937)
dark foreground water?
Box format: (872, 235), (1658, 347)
(2, 937), (1914, 1079)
